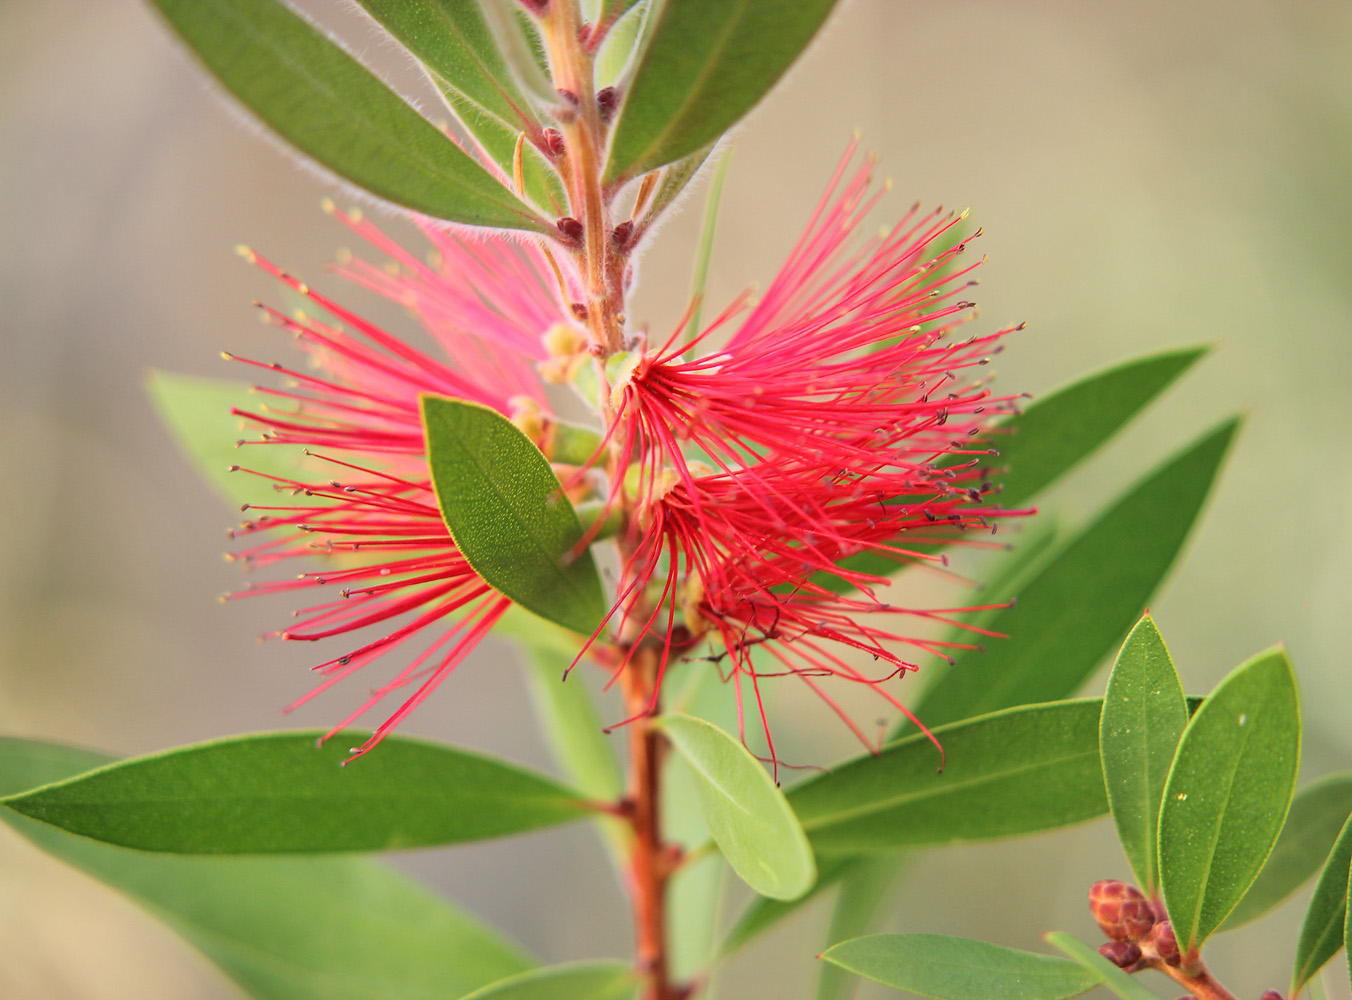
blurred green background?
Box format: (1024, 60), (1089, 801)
(1, 1), (1349, 997)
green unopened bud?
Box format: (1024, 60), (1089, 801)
(574, 500), (623, 541)
(551, 421), (604, 466)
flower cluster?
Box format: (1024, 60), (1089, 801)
(225, 145), (1026, 761)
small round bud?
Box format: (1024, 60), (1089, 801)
(597, 86), (618, 122)
(611, 221), (635, 251)
(1089, 881), (1156, 941)
(1152, 920), (1181, 967)
(541, 128), (565, 158)
(1098, 941), (1142, 970)
(556, 217), (584, 245)
(1259, 992), (1283, 1000)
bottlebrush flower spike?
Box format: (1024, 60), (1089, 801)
(222, 215), (582, 759)
(601, 142), (1031, 769)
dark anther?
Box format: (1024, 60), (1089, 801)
(596, 86), (618, 122)
(556, 216), (584, 246)
(541, 128), (565, 158)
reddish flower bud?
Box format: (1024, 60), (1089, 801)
(556, 217), (584, 245)
(1089, 880), (1156, 941)
(597, 86), (618, 122)
(1259, 992), (1282, 1000)
(611, 221), (634, 251)
(570, 302), (588, 321)
(517, 0), (547, 13)
(1152, 920), (1181, 966)
(541, 128), (566, 158)
(1098, 941), (1142, 970)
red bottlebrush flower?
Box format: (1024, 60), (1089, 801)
(602, 141), (1030, 768)
(223, 216), (581, 759)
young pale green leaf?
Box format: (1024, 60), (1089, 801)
(596, 1), (649, 87)
(791, 700), (1108, 852)
(912, 418), (1239, 730)
(820, 934), (1099, 1000)
(814, 856), (905, 1000)
(656, 714), (815, 900)
(0, 738), (533, 1000)
(604, 0), (840, 182)
(1159, 648), (1301, 951)
(1292, 814), (1352, 993)
(1041, 932), (1160, 1000)
(1100, 613), (1189, 896)
(834, 345), (1210, 586)
(1223, 773), (1352, 930)
(147, 370), (321, 509)
(458, 961), (637, 1000)
(421, 396), (606, 636)
(1, 730), (587, 853)
(145, 0), (547, 230)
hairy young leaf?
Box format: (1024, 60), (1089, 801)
(0, 738), (533, 1000)
(422, 396), (606, 635)
(1223, 773), (1352, 930)
(2, 731), (587, 853)
(820, 934), (1098, 1000)
(656, 714), (814, 900)
(913, 418), (1239, 729)
(605, 0), (840, 182)
(458, 961), (636, 1000)
(791, 700), (1108, 852)
(145, 0), (547, 230)
(1159, 648), (1301, 950)
(1293, 814), (1352, 993)
(1100, 613), (1188, 895)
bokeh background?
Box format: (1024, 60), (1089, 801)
(2, 1), (1350, 997)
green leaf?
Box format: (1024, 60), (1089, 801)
(814, 856), (904, 1000)
(421, 395), (606, 635)
(911, 417), (1240, 730)
(145, 0), (546, 230)
(604, 0), (841, 182)
(686, 150), (730, 338)
(596, 1), (650, 87)
(655, 713), (815, 900)
(2, 730), (587, 853)
(1099, 613), (1189, 896)
(1223, 773), (1352, 930)
(820, 934), (1098, 1000)
(1293, 814), (1352, 993)
(833, 345), (1210, 586)
(791, 700), (1108, 852)
(1159, 648), (1301, 951)
(1041, 932), (1160, 1000)
(992, 346), (1208, 509)
(458, 961), (637, 1000)
(0, 737), (533, 1000)
(147, 370), (318, 509)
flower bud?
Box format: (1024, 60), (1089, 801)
(1258, 992), (1282, 1000)
(1152, 920), (1181, 967)
(1089, 880), (1156, 941)
(1098, 941), (1142, 970)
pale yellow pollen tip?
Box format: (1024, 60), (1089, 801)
(296, 282), (310, 296)
(220, 350), (236, 361)
(884, 177), (893, 191)
(320, 197), (336, 215)
(958, 207), (971, 221)
(235, 245), (257, 264)
(347, 207), (363, 224)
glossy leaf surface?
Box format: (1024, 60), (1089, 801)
(0, 738), (533, 1000)
(146, 0), (546, 230)
(912, 418), (1239, 729)
(2, 730), (586, 853)
(820, 934), (1098, 1000)
(1159, 648), (1301, 950)
(656, 713), (814, 900)
(422, 396), (606, 635)
(458, 961), (636, 1000)
(1293, 814), (1352, 993)
(791, 700), (1107, 852)
(605, 0), (840, 181)
(1223, 773), (1352, 929)
(1099, 614), (1188, 895)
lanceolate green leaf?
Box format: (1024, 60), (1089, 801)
(1099, 614), (1189, 896)
(1293, 814), (1352, 993)
(1, 731), (587, 853)
(835, 345), (1209, 587)
(145, 0), (547, 231)
(458, 961), (637, 1000)
(1223, 773), (1352, 930)
(911, 418), (1240, 730)
(656, 714), (815, 900)
(0, 738), (533, 1000)
(605, 0), (841, 182)
(1159, 648), (1301, 950)
(1042, 932), (1160, 1000)
(791, 700), (1108, 852)
(146, 370), (317, 509)
(820, 934), (1099, 1000)
(814, 856), (905, 1000)
(421, 396), (606, 635)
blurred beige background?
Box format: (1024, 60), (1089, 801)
(2, 1), (1350, 998)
